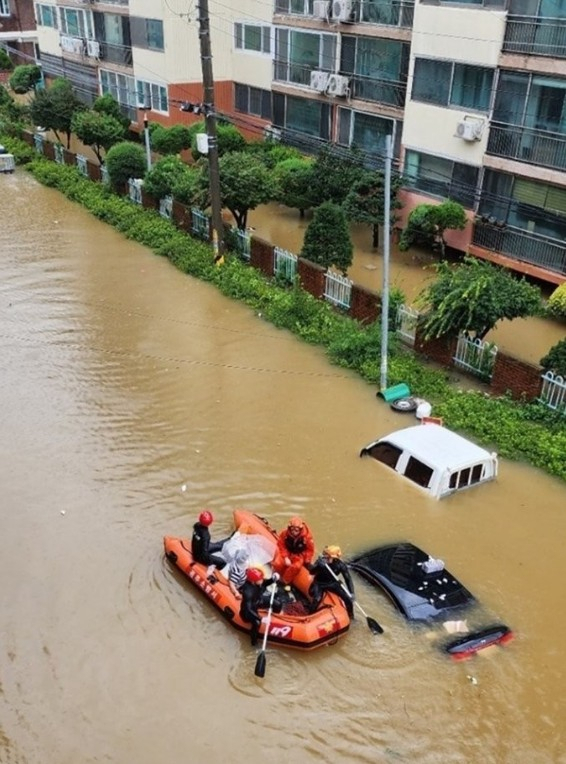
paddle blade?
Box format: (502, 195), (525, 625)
(254, 651), (266, 678)
(367, 617), (384, 635)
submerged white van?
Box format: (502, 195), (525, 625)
(360, 424), (498, 499)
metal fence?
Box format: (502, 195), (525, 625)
(128, 178), (143, 205)
(324, 270), (352, 309)
(453, 334), (498, 380)
(33, 133), (44, 154)
(54, 143), (64, 165)
(274, 246), (298, 283)
(396, 303), (419, 346)
(487, 123), (566, 172)
(76, 154), (88, 177)
(503, 15), (566, 58)
(191, 208), (210, 240)
(100, 165), (109, 185)
(159, 195), (173, 220)
(234, 228), (251, 260)
(472, 223), (566, 277)
(539, 370), (566, 413)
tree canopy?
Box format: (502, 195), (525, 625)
(71, 109), (126, 164)
(149, 123), (192, 155)
(9, 65), (42, 95)
(191, 122), (247, 160)
(418, 257), (542, 340)
(202, 151), (275, 230)
(93, 93), (131, 132)
(273, 157), (317, 217)
(399, 201), (467, 256)
(342, 170), (402, 248)
(144, 155), (195, 201)
(309, 145), (365, 206)
(300, 200), (353, 274)
(104, 141), (147, 190)
(30, 78), (85, 148)
(540, 338), (566, 376)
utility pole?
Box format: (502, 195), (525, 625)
(196, 0), (224, 257)
(379, 134), (393, 392)
(143, 113), (152, 170)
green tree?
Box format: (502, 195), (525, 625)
(342, 170), (402, 248)
(246, 139), (302, 169)
(30, 78), (85, 148)
(418, 257), (542, 340)
(71, 109), (126, 164)
(273, 157), (316, 217)
(200, 151), (275, 230)
(150, 123), (192, 155)
(171, 164), (204, 206)
(309, 145), (365, 206)
(300, 201), (354, 274)
(399, 201), (467, 257)
(540, 338), (566, 376)
(0, 49), (13, 71)
(9, 64), (42, 96)
(93, 93), (130, 132)
(547, 282), (566, 320)
(104, 141), (147, 190)
(144, 155), (194, 200)
(191, 122), (247, 159)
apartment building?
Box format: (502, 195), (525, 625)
(28, 0), (566, 283)
(0, 0), (37, 66)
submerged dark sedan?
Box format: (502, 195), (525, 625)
(350, 542), (513, 660)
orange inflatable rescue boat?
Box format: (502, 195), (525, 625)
(163, 510), (351, 650)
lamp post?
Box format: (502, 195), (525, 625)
(143, 112), (152, 170)
(379, 134), (393, 392)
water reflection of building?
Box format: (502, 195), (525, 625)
(30, 0), (566, 284)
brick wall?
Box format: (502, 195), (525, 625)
(298, 257), (325, 299)
(350, 283), (380, 324)
(86, 159), (101, 183)
(414, 322), (457, 368)
(141, 189), (158, 211)
(491, 353), (543, 400)
(250, 236), (274, 277)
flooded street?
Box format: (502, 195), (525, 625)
(1, 171), (566, 764)
(248, 204), (565, 366)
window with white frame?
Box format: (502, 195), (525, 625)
(100, 69), (137, 109)
(274, 28), (336, 86)
(234, 22), (271, 54)
(136, 80), (168, 113)
(0, 0), (10, 16)
(36, 3), (57, 27)
(59, 6), (94, 39)
(275, 0), (313, 14)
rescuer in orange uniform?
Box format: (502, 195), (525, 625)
(272, 516), (315, 586)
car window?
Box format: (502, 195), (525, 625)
(403, 456), (433, 488)
(367, 442), (403, 469)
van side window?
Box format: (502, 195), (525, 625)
(449, 464), (484, 490)
(367, 442), (403, 470)
(470, 464), (483, 484)
(404, 457), (433, 488)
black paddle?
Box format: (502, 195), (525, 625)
(254, 582), (277, 678)
(324, 562), (384, 635)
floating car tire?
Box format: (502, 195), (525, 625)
(390, 397), (418, 413)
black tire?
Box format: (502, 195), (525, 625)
(390, 397), (417, 413)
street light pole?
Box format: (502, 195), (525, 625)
(143, 112), (152, 170)
(379, 134), (393, 392)
(196, 0), (224, 258)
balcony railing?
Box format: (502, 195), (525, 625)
(503, 15), (566, 59)
(473, 222), (566, 276)
(99, 42), (132, 66)
(350, 75), (406, 108)
(487, 123), (566, 172)
(359, 0), (414, 28)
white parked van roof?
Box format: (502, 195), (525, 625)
(381, 424), (494, 471)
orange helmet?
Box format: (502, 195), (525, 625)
(246, 567), (264, 584)
(199, 510), (213, 526)
(288, 516), (304, 530)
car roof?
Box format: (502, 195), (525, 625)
(377, 424), (494, 472)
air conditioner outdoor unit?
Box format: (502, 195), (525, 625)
(456, 119), (483, 142)
(326, 73), (350, 97)
(310, 70), (330, 92)
(313, 0), (330, 19)
(86, 39), (100, 59)
(332, 0), (353, 22)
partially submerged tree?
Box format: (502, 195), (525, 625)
(399, 201), (467, 257)
(0, 49), (14, 72)
(342, 170), (402, 248)
(93, 93), (130, 132)
(104, 141), (147, 190)
(300, 201), (353, 275)
(30, 78), (85, 148)
(71, 109), (126, 164)
(200, 151), (275, 230)
(309, 145), (365, 206)
(273, 157), (317, 217)
(9, 64), (42, 96)
(540, 338), (566, 377)
(191, 122), (246, 160)
(150, 123), (192, 155)
(144, 155), (194, 200)
(418, 256), (542, 340)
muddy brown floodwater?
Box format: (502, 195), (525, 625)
(1, 171), (566, 764)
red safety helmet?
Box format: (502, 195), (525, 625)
(246, 567), (264, 584)
(199, 510), (213, 526)
(288, 516), (304, 530)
